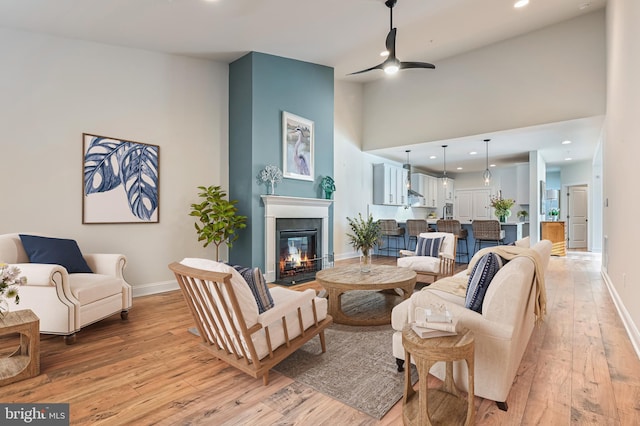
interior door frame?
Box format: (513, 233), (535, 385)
(564, 183), (589, 250)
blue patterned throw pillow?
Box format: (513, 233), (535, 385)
(230, 265), (274, 314)
(465, 253), (504, 313)
(415, 237), (443, 257)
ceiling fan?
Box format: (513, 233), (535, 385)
(350, 0), (436, 76)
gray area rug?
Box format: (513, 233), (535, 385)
(188, 323), (417, 419)
(272, 323), (418, 420)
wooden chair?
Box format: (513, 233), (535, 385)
(379, 219), (406, 257)
(437, 219), (469, 263)
(397, 232), (457, 283)
(406, 219), (430, 251)
(169, 260), (332, 385)
(471, 220), (505, 254)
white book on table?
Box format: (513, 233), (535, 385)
(411, 324), (458, 339)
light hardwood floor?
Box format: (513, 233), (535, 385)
(0, 252), (638, 425)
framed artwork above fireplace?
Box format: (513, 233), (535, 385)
(282, 111), (314, 181)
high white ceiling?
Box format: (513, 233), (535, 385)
(0, 0), (606, 172)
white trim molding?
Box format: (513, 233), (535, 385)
(601, 270), (640, 360)
(261, 195), (332, 282)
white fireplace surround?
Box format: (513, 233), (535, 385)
(261, 195), (332, 282)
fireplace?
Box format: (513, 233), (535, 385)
(261, 195), (333, 283)
(276, 218), (322, 285)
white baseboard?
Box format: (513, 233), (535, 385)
(601, 270), (640, 360)
(132, 280), (179, 297)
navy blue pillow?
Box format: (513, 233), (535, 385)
(465, 253), (504, 313)
(228, 264), (274, 314)
(19, 235), (93, 274)
(415, 237), (443, 257)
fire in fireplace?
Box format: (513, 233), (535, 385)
(275, 218), (324, 285)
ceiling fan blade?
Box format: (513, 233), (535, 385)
(385, 28), (397, 57)
(400, 61), (436, 70)
(348, 63), (384, 75)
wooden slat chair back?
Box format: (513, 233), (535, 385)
(169, 261), (332, 385)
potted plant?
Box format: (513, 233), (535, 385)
(320, 176), (336, 199)
(189, 185), (247, 261)
(517, 210), (529, 222)
(346, 213), (382, 272)
(490, 196), (516, 223)
(549, 208), (560, 221)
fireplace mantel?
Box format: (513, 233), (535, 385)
(261, 195), (332, 282)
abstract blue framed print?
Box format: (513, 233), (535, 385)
(83, 133), (159, 224)
(282, 111), (314, 181)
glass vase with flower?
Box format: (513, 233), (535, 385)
(0, 263), (26, 317)
(490, 196), (516, 223)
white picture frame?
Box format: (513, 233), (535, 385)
(282, 111), (314, 181)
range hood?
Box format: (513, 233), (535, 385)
(402, 159), (424, 198)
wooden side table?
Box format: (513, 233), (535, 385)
(402, 325), (474, 426)
(0, 309), (40, 386)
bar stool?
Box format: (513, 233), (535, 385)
(437, 219), (469, 263)
(379, 219), (406, 257)
(471, 220), (505, 254)
(406, 219), (429, 251)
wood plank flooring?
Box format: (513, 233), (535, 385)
(0, 253), (638, 425)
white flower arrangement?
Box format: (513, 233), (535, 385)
(0, 263), (26, 314)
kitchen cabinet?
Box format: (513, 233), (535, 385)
(373, 163), (408, 206)
(541, 221), (566, 256)
(411, 173), (437, 207)
(455, 189), (491, 221)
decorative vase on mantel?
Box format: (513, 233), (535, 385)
(360, 249), (373, 273)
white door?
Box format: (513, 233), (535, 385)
(568, 185), (588, 249)
(456, 191), (473, 222)
(472, 189), (491, 220)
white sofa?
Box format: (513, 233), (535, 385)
(0, 233), (132, 343)
(391, 238), (552, 410)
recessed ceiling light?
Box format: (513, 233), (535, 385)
(429, 155), (437, 159)
(456, 167), (463, 170)
(579, 2), (591, 10)
(562, 140), (572, 145)
(514, 0), (529, 8)
(565, 157), (572, 161)
(490, 164), (496, 168)
(469, 151), (477, 155)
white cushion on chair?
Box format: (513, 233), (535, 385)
(69, 274), (126, 305)
(397, 255), (441, 273)
(180, 258), (259, 328)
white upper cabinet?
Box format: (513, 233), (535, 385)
(373, 163), (408, 206)
(411, 173), (438, 207)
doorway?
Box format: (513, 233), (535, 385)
(567, 185), (588, 249)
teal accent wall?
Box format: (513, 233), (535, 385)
(229, 52), (334, 269)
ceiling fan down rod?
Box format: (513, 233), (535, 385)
(386, 0), (397, 31)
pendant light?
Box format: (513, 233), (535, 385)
(482, 139), (492, 186)
(441, 145), (449, 187)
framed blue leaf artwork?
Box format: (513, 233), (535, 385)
(83, 133), (159, 224)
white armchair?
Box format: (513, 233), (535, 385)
(170, 258), (332, 385)
(397, 232), (457, 282)
(0, 233), (132, 344)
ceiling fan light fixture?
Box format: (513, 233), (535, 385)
(383, 58), (400, 74)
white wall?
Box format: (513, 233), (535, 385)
(333, 80), (367, 260)
(0, 28), (228, 293)
(604, 0), (640, 353)
(362, 10), (606, 150)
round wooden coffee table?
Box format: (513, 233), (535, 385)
(316, 264), (416, 326)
